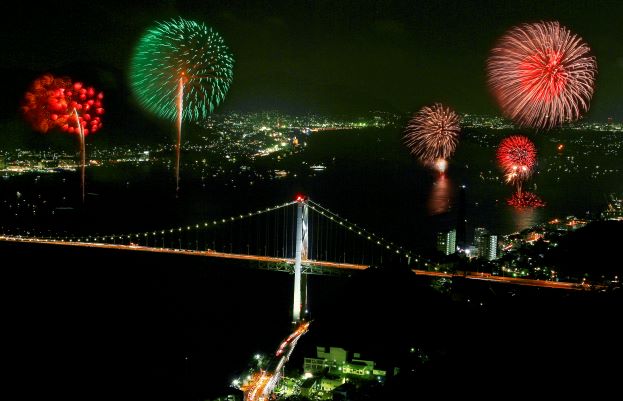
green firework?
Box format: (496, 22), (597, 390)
(130, 18), (234, 121)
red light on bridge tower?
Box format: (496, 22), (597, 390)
(295, 194), (307, 202)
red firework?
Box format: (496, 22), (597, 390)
(497, 135), (537, 184)
(22, 74), (104, 202)
(22, 75), (105, 135)
(60, 82), (104, 136)
(507, 191), (546, 208)
(487, 21), (597, 130)
(404, 103), (460, 169)
(22, 74), (72, 133)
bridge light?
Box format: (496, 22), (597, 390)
(295, 194), (306, 202)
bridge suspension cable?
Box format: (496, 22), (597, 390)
(1, 197), (420, 267)
(32, 201), (296, 245)
(306, 199), (416, 262)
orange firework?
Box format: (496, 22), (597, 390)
(404, 103), (460, 173)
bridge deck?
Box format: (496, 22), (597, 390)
(0, 237), (368, 270)
(0, 237), (598, 290)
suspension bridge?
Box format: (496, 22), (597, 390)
(0, 194), (595, 294)
(0, 195), (410, 273)
(0, 194), (596, 400)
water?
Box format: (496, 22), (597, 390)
(3, 241), (621, 401)
(2, 127), (621, 251)
(2, 126), (622, 400)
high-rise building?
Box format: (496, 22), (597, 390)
(436, 229), (456, 256)
(479, 234), (498, 261)
(473, 227), (488, 257)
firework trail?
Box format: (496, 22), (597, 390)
(130, 18), (234, 195)
(64, 82), (105, 202)
(23, 75), (104, 202)
(487, 21), (596, 130)
(404, 103), (460, 173)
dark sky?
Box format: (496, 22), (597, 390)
(2, 0), (623, 119)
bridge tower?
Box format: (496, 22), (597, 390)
(292, 195), (308, 323)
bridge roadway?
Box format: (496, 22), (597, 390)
(0, 236), (595, 290)
(410, 269), (596, 290)
(0, 236), (368, 270)
(243, 322), (310, 401)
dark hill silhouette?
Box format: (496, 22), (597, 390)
(548, 221), (623, 277)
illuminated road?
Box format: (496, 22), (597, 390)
(0, 236), (599, 290)
(243, 322), (310, 401)
(411, 269), (603, 291)
(0, 236), (368, 270)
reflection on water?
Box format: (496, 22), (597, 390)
(509, 205), (543, 233)
(428, 175), (454, 215)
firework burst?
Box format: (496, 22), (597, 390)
(507, 191), (546, 208)
(130, 18), (234, 194)
(22, 74), (104, 202)
(22, 74), (71, 133)
(60, 81), (104, 137)
(487, 21), (597, 130)
(404, 103), (460, 172)
(130, 18), (234, 121)
(497, 135), (537, 185)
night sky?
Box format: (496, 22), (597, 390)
(2, 0), (622, 118)
(2, 4), (623, 398)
